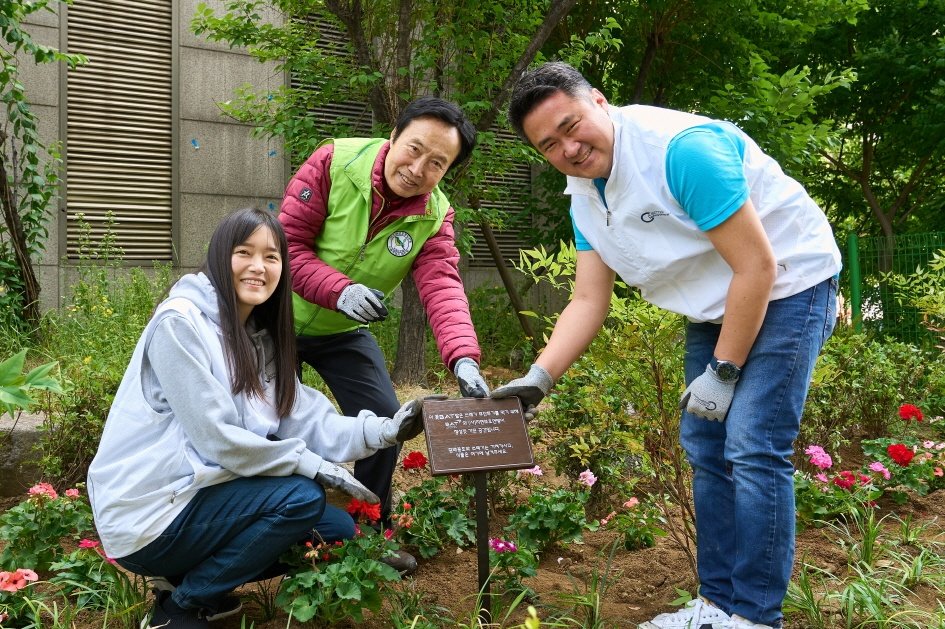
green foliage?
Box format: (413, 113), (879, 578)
(467, 284), (535, 370)
(488, 539), (539, 598)
(32, 214), (172, 484)
(504, 486), (598, 553)
(803, 327), (934, 448)
(706, 54), (853, 174)
(1, 0), (87, 331)
(276, 531), (401, 624)
(886, 248), (945, 360)
(603, 496), (666, 551)
(861, 437), (945, 497)
(395, 476), (476, 558)
(48, 545), (148, 623)
(0, 484), (93, 573)
(801, 0), (945, 236)
(517, 244), (686, 500)
(794, 469), (881, 526)
(0, 349), (61, 419)
(545, 540), (621, 629)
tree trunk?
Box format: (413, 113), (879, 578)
(392, 274), (429, 385)
(0, 141), (41, 328)
(479, 219), (540, 354)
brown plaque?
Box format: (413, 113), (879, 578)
(422, 397), (535, 475)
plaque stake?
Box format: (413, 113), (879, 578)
(475, 470), (491, 624)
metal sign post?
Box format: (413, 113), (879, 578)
(421, 397), (535, 624)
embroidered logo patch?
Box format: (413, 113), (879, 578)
(387, 231), (413, 257)
(299, 187), (312, 201)
(641, 209), (670, 223)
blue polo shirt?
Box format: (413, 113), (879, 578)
(573, 121), (749, 251)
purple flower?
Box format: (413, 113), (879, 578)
(578, 469), (597, 487)
(517, 465), (543, 477)
(489, 538), (517, 553)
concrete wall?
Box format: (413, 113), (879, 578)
(14, 1), (528, 316)
(13, 1), (289, 310)
(177, 0), (286, 273)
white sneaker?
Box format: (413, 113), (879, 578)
(725, 614), (775, 629)
(638, 598), (731, 628)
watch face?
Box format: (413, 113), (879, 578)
(715, 361), (740, 381)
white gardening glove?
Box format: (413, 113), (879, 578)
(453, 357), (490, 398)
(336, 284), (388, 323)
(678, 364), (738, 422)
(315, 461), (380, 503)
(367, 399), (425, 449)
(490, 363), (553, 408)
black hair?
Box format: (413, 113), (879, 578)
(202, 207), (298, 417)
(391, 96), (477, 171)
(507, 61), (594, 145)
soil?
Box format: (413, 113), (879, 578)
(7, 372), (945, 628)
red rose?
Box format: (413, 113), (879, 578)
(402, 451), (428, 470)
(345, 498), (381, 522)
(898, 404), (924, 422)
(887, 443), (915, 466)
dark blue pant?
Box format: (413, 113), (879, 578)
(116, 475), (354, 610)
(297, 329), (401, 521)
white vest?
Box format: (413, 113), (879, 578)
(566, 105), (841, 323)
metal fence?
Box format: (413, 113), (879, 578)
(844, 232), (945, 346)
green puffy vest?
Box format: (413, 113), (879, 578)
(293, 137), (450, 336)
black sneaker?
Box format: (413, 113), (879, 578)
(142, 590), (208, 629)
(199, 595), (243, 622)
(149, 578), (242, 622)
(379, 549), (418, 576)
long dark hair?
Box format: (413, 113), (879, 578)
(202, 207), (297, 416)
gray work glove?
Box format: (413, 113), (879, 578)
(490, 363), (554, 409)
(336, 284), (389, 323)
(368, 399), (425, 449)
(453, 357), (490, 398)
(678, 364), (738, 422)
(315, 460), (380, 503)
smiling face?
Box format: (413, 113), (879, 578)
(231, 225), (282, 323)
(522, 88), (615, 180)
(384, 116), (462, 198)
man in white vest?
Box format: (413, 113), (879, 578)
(493, 61), (840, 629)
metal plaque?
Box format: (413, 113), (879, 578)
(422, 397), (535, 475)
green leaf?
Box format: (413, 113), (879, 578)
(0, 350), (27, 384)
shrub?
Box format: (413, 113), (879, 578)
(33, 214), (172, 484)
(0, 484), (93, 573)
(803, 327), (933, 450)
(395, 476), (476, 558)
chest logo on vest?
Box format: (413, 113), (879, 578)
(388, 231), (414, 257)
(641, 209), (670, 223)
(299, 187), (312, 202)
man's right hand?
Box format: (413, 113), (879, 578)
(336, 284), (389, 323)
(490, 363), (554, 409)
(315, 461), (380, 503)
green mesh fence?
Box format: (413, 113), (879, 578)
(844, 232), (945, 346)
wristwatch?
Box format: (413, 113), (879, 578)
(709, 356), (742, 382)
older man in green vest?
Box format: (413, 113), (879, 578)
(279, 97), (487, 574)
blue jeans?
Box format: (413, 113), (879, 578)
(680, 278), (836, 627)
(116, 475), (355, 611)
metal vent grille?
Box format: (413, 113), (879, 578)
(65, 0), (173, 261)
(289, 12), (373, 160)
(466, 129), (533, 269)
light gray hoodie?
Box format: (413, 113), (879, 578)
(87, 273), (386, 558)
